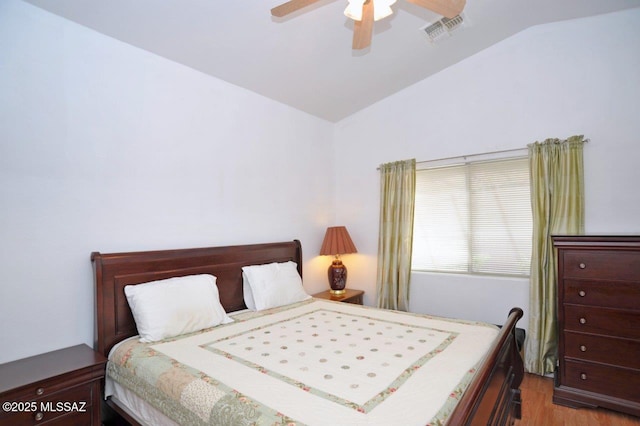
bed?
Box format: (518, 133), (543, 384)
(92, 240), (524, 425)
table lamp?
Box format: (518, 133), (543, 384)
(319, 226), (358, 295)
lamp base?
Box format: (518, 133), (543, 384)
(329, 289), (346, 296)
(328, 258), (347, 294)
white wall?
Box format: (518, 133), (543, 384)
(0, 0), (334, 363)
(2, 2), (639, 364)
(334, 8), (640, 330)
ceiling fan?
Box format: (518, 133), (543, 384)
(271, 0), (466, 49)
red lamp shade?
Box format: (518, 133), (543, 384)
(320, 226), (357, 295)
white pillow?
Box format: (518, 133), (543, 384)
(124, 274), (233, 342)
(242, 261), (310, 311)
(242, 271), (257, 311)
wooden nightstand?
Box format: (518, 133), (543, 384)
(0, 344), (106, 425)
(313, 289), (364, 305)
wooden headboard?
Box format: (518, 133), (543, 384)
(91, 240), (302, 358)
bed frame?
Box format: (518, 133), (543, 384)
(92, 240), (524, 425)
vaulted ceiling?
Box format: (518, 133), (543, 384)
(23, 0), (640, 122)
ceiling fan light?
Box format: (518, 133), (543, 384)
(345, 0), (396, 21)
(376, 0), (396, 9)
(344, 0), (365, 21)
(374, 0), (396, 20)
(374, 6), (393, 21)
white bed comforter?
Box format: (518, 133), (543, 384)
(107, 299), (498, 426)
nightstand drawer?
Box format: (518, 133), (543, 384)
(341, 293), (363, 305)
(38, 410), (92, 426)
(313, 289), (364, 305)
(3, 367), (102, 403)
(0, 382), (95, 425)
(2, 408), (93, 426)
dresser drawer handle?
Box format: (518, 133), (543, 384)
(35, 412), (44, 422)
(578, 290), (586, 297)
(579, 317), (587, 325)
(580, 373), (587, 380)
(580, 345), (587, 352)
(36, 387), (44, 396)
(578, 263), (586, 269)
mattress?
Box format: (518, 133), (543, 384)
(106, 299), (499, 425)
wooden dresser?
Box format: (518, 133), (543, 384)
(552, 235), (640, 417)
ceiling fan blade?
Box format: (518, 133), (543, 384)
(352, 0), (374, 50)
(406, 0), (466, 19)
(271, 0), (322, 17)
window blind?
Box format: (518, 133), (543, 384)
(412, 157), (532, 276)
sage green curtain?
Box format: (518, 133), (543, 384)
(376, 159), (416, 311)
(525, 135), (586, 375)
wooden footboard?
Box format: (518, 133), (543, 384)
(446, 307), (525, 425)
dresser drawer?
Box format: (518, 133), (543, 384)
(564, 331), (640, 370)
(563, 359), (640, 403)
(563, 279), (640, 310)
(0, 382), (94, 425)
(564, 304), (640, 340)
(562, 249), (640, 281)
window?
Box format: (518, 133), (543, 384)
(412, 157), (532, 276)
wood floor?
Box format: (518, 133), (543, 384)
(515, 373), (640, 425)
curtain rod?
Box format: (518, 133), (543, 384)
(376, 147), (526, 170)
(416, 147), (527, 165)
(377, 140), (589, 170)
